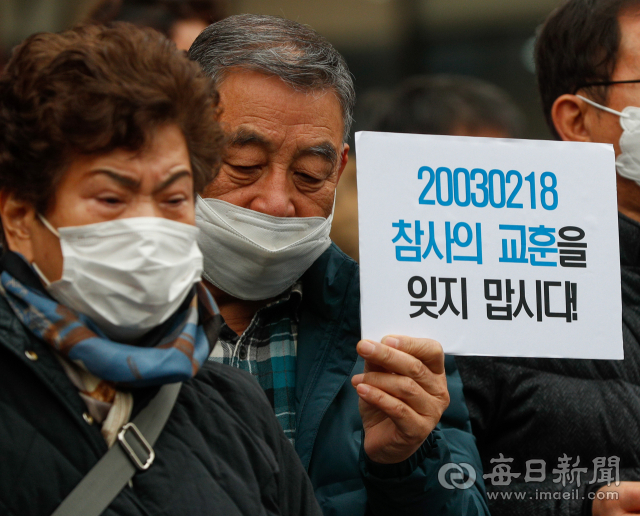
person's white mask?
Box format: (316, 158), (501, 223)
(195, 196), (334, 301)
(33, 216), (203, 342)
(577, 95), (640, 186)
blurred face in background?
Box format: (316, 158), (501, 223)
(449, 125), (511, 138)
(576, 8), (640, 155)
(550, 8), (640, 220)
(171, 18), (208, 51)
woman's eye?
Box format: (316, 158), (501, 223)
(166, 196), (187, 205)
(98, 196), (122, 205)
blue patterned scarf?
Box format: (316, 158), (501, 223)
(0, 252), (221, 387)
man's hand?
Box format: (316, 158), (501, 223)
(351, 335), (449, 464)
(592, 482), (640, 515)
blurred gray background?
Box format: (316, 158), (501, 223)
(0, 0), (561, 140)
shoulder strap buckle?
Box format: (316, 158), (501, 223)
(117, 422), (155, 470)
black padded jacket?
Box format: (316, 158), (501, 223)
(0, 265), (321, 516)
(457, 212), (640, 515)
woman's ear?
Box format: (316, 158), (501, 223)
(0, 191), (37, 261)
(551, 94), (592, 142)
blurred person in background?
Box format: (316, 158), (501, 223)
(189, 14), (490, 516)
(87, 0), (226, 50)
(331, 74), (525, 261)
(0, 22), (320, 516)
(456, 0), (640, 515)
(370, 74), (524, 138)
(0, 48), (7, 72)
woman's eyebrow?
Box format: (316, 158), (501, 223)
(152, 170), (192, 194)
(90, 168), (141, 190)
(88, 168), (192, 193)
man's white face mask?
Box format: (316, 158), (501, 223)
(195, 196), (334, 300)
(578, 95), (640, 186)
(33, 215), (203, 341)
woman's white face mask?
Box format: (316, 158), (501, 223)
(578, 95), (640, 186)
(33, 215), (203, 341)
(195, 196), (334, 300)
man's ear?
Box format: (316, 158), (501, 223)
(336, 143), (350, 183)
(551, 94), (592, 142)
(0, 191), (37, 261)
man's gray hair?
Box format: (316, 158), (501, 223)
(189, 14), (355, 140)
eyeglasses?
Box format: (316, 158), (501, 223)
(575, 79), (640, 91)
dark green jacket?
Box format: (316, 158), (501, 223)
(295, 244), (489, 516)
(0, 256), (321, 516)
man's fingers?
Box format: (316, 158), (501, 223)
(362, 358), (386, 375)
(617, 482), (640, 512)
(356, 339), (444, 385)
(355, 383), (431, 441)
(353, 371), (446, 415)
(354, 338), (448, 465)
(383, 335), (445, 374)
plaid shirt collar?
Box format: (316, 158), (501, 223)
(216, 282), (303, 343)
(210, 282), (303, 445)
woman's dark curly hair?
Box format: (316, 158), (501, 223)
(0, 22), (223, 216)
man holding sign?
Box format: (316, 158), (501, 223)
(189, 14), (488, 516)
(454, 0), (640, 515)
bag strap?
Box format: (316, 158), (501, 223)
(51, 382), (183, 516)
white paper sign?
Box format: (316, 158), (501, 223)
(356, 131), (623, 359)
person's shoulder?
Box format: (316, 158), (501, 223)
(191, 360), (268, 404)
(187, 360), (278, 432)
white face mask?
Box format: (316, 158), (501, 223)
(34, 216), (203, 342)
(578, 95), (640, 186)
(195, 196), (334, 301)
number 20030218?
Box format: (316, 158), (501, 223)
(417, 167), (558, 211)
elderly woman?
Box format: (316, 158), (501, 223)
(0, 24), (320, 516)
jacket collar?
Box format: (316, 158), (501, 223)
(0, 264), (108, 455)
(0, 251), (47, 292)
(294, 243), (361, 468)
